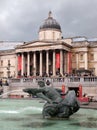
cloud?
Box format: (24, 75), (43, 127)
(0, 0), (97, 41)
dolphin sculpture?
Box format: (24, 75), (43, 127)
(23, 81), (80, 119)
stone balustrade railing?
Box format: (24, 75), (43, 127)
(9, 76), (97, 88)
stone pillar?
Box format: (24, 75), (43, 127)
(21, 53), (24, 76)
(15, 54), (18, 77)
(60, 50), (63, 75)
(33, 52), (36, 76)
(40, 51), (42, 76)
(27, 52), (30, 76)
(46, 50), (49, 75)
(67, 52), (72, 73)
(17, 53), (22, 77)
(53, 50), (56, 76)
(76, 53), (79, 70)
(84, 52), (88, 69)
(63, 51), (67, 73)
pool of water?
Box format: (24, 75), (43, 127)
(0, 99), (97, 130)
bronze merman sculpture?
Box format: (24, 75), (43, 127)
(23, 81), (80, 119)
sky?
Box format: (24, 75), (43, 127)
(0, 0), (97, 42)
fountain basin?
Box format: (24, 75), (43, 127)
(0, 99), (97, 130)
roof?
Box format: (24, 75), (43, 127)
(0, 41), (23, 51)
(88, 38), (97, 42)
(72, 37), (87, 42)
(72, 37), (97, 43)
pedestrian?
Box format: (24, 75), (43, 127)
(0, 79), (2, 87)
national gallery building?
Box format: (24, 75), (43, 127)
(0, 12), (97, 78)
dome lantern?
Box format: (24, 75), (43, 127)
(48, 11), (52, 18)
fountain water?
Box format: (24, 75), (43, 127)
(0, 82), (97, 129)
(0, 89), (24, 98)
(0, 99), (97, 130)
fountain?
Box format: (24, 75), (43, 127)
(0, 81), (97, 130)
(23, 81), (80, 119)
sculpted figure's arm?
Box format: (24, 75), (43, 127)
(36, 93), (52, 104)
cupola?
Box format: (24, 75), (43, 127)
(39, 11), (62, 41)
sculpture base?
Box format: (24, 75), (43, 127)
(44, 116), (69, 120)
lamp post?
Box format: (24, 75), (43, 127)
(7, 62), (11, 78)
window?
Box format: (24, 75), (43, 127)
(80, 54), (84, 60)
(44, 32), (45, 39)
(72, 54), (76, 61)
(8, 60), (11, 65)
(7, 60), (11, 70)
(0, 60), (3, 66)
(90, 53), (94, 61)
(53, 32), (55, 40)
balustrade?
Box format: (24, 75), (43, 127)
(9, 76), (97, 85)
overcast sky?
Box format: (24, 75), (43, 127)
(0, 0), (97, 42)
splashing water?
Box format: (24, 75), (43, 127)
(0, 90), (43, 115)
(0, 89), (23, 98)
(0, 106), (42, 114)
(0, 110), (19, 114)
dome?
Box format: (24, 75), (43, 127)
(39, 11), (61, 31)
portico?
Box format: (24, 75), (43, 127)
(16, 47), (71, 77)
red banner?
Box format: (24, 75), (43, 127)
(79, 84), (82, 97)
(62, 85), (65, 93)
(62, 85), (65, 99)
(18, 55), (22, 71)
(56, 53), (60, 68)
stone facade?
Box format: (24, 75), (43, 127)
(0, 49), (16, 78)
(0, 41), (23, 78)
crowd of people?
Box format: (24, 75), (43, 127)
(0, 78), (9, 87)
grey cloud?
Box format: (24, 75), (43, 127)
(0, 0), (97, 41)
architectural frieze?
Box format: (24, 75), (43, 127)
(72, 41), (89, 47)
(89, 42), (97, 47)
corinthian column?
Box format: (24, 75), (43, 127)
(16, 54), (18, 77)
(40, 51), (42, 76)
(33, 52), (36, 76)
(63, 51), (67, 73)
(76, 53), (79, 70)
(84, 52), (88, 69)
(27, 52), (30, 76)
(53, 50), (56, 76)
(46, 50), (49, 75)
(21, 53), (24, 76)
(60, 50), (63, 75)
(68, 52), (72, 73)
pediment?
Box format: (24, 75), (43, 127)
(16, 40), (55, 49)
(16, 40), (72, 49)
(24, 41), (49, 47)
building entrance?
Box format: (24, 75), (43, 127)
(68, 87), (79, 97)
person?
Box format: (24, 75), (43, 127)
(83, 93), (87, 97)
(0, 79), (2, 87)
(46, 80), (50, 86)
(5, 80), (9, 86)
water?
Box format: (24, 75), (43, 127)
(0, 89), (23, 98)
(0, 99), (97, 130)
